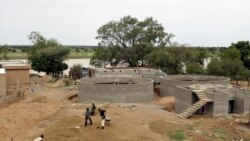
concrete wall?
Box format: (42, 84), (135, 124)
(90, 68), (165, 83)
(175, 86), (193, 113)
(160, 75), (230, 96)
(175, 86), (230, 117)
(0, 69), (6, 96)
(78, 77), (154, 103)
(3, 66), (30, 88)
(234, 90), (250, 114)
(211, 92), (229, 116)
(5, 69), (30, 85)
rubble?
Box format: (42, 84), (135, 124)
(118, 104), (138, 110)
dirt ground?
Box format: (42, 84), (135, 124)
(0, 77), (250, 141)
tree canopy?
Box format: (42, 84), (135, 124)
(93, 16), (174, 67)
(230, 41), (250, 69)
(207, 44), (246, 80)
(28, 31), (70, 76)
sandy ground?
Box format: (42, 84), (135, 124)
(16, 103), (186, 141)
(0, 77), (250, 141)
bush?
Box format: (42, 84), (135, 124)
(186, 63), (204, 74)
(71, 64), (83, 80)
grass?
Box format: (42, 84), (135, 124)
(192, 121), (200, 127)
(185, 122), (200, 131)
(202, 131), (209, 137)
(68, 49), (94, 59)
(212, 128), (229, 140)
(167, 131), (185, 141)
(186, 125), (194, 130)
(8, 52), (28, 59)
(5, 50), (94, 59)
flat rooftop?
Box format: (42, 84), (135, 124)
(0, 68), (5, 74)
(0, 61), (25, 64)
(0, 61), (30, 67)
(185, 84), (241, 100)
(90, 67), (165, 75)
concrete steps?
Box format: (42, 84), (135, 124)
(177, 90), (213, 119)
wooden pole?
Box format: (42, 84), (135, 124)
(17, 77), (20, 97)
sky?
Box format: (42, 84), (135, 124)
(0, 0), (249, 47)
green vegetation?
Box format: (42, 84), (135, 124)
(167, 131), (185, 141)
(0, 45), (9, 60)
(212, 128), (229, 140)
(92, 15), (211, 74)
(27, 31), (70, 76)
(207, 41), (250, 83)
(93, 15), (174, 67)
(71, 64), (83, 80)
(67, 47), (94, 59)
(202, 131), (209, 137)
(0, 46), (94, 59)
(91, 15), (250, 82)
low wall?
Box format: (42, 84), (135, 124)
(160, 75), (230, 96)
(0, 72), (6, 96)
(78, 77), (154, 103)
(234, 89), (250, 114)
(208, 92), (229, 116)
(175, 86), (193, 113)
(91, 68), (165, 83)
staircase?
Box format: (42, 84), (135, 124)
(177, 90), (213, 119)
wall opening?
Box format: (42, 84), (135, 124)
(197, 106), (205, 115)
(229, 100), (235, 113)
(192, 92), (199, 104)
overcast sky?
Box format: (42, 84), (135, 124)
(0, 0), (249, 46)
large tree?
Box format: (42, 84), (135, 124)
(230, 41), (250, 69)
(94, 16), (174, 67)
(28, 31), (70, 76)
(207, 46), (245, 80)
(90, 47), (111, 68)
(146, 47), (187, 74)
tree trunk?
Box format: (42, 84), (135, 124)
(248, 78), (250, 87)
(141, 60), (144, 66)
(236, 77), (239, 86)
(128, 62), (136, 67)
(103, 61), (106, 68)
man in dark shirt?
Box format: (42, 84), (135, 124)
(98, 108), (106, 129)
(84, 108), (92, 126)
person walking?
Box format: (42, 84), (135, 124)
(91, 103), (96, 116)
(98, 108), (106, 129)
(84, 108), (92, 126)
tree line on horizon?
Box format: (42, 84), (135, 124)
(0, 15), (250, 83)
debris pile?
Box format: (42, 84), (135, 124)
(118, 104), (138, 110)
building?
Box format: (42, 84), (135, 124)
(0, 68), (6, 96)
(175, 84), (250, 118)
(160, 75), (230, 97)
(159, 75), (250, 118)
(0, 61), (31, 95)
